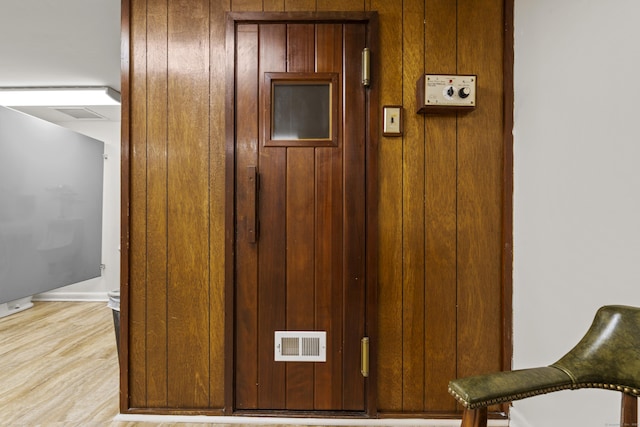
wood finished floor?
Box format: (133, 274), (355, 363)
(0, 302), (380, 427)
(0, 301), (264, 427)
(0, 301), (118, 426)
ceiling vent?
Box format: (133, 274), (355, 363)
(52, 107), (106, 120)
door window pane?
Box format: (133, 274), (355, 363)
(272, 83), (330, 140)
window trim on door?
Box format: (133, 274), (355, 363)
(265, 72), (339, 147)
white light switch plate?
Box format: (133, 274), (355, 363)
(383, 105), (402, 136)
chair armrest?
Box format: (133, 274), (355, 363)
(448, 366), (573, 409)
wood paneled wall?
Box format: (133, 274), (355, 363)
(122, 0), (510, 416)
(123, 0), (228, 411)
(375, 0), (508, 415)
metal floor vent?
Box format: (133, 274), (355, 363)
(274, 331), (326, 362)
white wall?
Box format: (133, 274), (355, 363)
(513, 1), (640, 426)
(35, 120), (120, 301)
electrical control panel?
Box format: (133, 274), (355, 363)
(416, 74), (477, 114)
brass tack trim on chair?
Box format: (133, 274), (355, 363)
(449, 382), (640, 410)
(449, 384), (574, 410)
(573, 383), (640, 396)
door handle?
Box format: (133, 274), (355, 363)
(247, 166), (258, 243)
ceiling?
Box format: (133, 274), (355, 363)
(0, 0), (121, 123)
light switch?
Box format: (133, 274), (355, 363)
(383, 105), (402, 136)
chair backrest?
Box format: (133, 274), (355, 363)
(551, 305), (640, 395)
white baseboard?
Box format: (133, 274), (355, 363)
(0, 297), (34, 319)
(33, 291), (109, 302)
(114, 414), (510, 426)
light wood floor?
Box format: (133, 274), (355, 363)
(1, 302), (404, 427)
(0, 301), (239, 427)
(0, 301), (120, 426)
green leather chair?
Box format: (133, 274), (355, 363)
(448, 305), (640, 427)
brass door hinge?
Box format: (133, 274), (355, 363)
(361, 48), (370, 87)
(361, 337), (369, 377)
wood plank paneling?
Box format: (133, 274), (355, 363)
(456, 0), (504, 382)
(314, 23), (344, 411)
(374, 0), (404, 412)
(234, 24), (260, 410)
(124, 0), (510, 416)
(127, 0), (148, 409)
(209, 0), (230, 410)
(120, 0), (131, 412)
(342, 22), (367, 411)
(401, 0), (426, 412)
(285, 0), (316, 12)
(264, 0), (285, 11)
(285, 146), (316, 409)
(287, 23), (315, 72)
(369, 0), (507, 416)
(257, 23), (287, 409)
(284, 23), (316, 411)
(424, 0), (458, 412)
(231, 0), (261, 12)
(145, 0), (169, 407)
(317, 0), (366, 11)
(166, 0), (210, 408)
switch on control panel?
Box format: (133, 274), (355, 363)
(416, 74), (477, 114)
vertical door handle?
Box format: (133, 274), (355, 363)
(247, 166), (258, 243)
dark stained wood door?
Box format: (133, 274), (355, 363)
(233, 20), (370, 412)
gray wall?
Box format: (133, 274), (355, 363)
(513, 1), (640, 425)
(0, 106), (104, 304)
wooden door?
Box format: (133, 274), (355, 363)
(231, 18), (372, 412)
